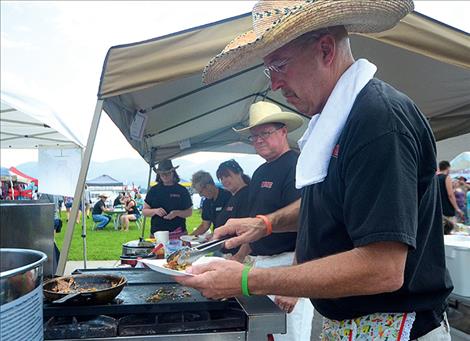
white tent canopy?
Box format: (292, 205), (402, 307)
(57, 11), (470, 275)
(1, 90), (83, 149)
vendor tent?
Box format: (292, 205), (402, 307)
(86, 174), (124, 187)
(1, 91), (82, 150)
(9, 166), (38, 185)
(58, 10), (470, 275)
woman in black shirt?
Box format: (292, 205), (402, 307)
(143, 160), (192, 238)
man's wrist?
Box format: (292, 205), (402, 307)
(256, 215), (272, 235)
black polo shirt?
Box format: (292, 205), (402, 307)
(145, 183), (192, 233)
(296, 79), (453, 339)
(201, 187), (232, 228)
(249, 150), (300, 256)
(92, 200), (106, 215)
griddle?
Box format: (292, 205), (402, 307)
(43, 268), (232, 318)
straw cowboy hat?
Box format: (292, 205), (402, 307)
(98, 193), (108, 199)
(154, 159), (179, 173)
(234, 101), (303, 134)
(203, 0), (414, 84)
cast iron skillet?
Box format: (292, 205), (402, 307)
(43, 274), (127, 305)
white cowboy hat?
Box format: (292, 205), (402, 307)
(203, 0), (413, 84)
(98, 193), (108, 199)
(234, 101), (303, 134)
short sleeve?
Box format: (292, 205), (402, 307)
(201, 197), (212, 221)
(180, 186), (193, 210)
(343, 131), (418, 249)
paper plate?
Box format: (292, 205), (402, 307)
(180, 235), (207, 243)
(140, 256), (225, 277)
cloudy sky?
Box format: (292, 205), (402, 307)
(1, 1), (469, 167)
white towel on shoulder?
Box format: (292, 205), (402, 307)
(295, 59), (377, 189)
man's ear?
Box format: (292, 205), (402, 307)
(319, 35), (335, 66)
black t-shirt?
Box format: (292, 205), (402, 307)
(437, 174), (455, 217)
(216, 186), (251, 254)
(145, 183), (192, 233)
(92, 200), (105, 215)
(249, 150), (300, 256)
(201, 188), (232, 228)
(296, 79), (453, 339)
(215, 186), (251, 227)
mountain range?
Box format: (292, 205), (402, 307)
(14, 153), (265, 189)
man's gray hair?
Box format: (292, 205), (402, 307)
(191, 170), (215, 189)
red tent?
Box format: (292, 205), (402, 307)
(9, 166), (38, 186)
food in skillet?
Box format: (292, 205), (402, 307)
(50, 276), (125, 294)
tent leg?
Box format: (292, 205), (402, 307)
(56, 100), (104, 276)
(141, 164), (154, 239)
(81, 192), (87, 269)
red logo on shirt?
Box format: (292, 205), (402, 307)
(261, 181), (273, 189)
(332, 144), (340, 158)
(170, 194), (180, 198)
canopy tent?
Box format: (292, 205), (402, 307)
(86, 174), (124, 187)
(9, 166), (38, 185)
(1, 91), (82, 150)
(57, 10), (470, 275)
(450, 152), (470, 171)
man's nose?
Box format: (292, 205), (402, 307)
(269, 72), (284, 91)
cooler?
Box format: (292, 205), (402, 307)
(444, 235), (470, 297)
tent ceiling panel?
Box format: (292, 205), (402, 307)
(99, 12), (470, 165)
(1, 91), (83, 149)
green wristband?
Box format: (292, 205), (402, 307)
(241, 264), (252, 297)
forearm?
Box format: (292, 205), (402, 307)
(267, 199), (301, 233)
(142, 208), (155, 217)
(448, 194), (460, 212)
(175, 207), (193, 218)
(249, 242), (406, 299)
(192, 221), (211, 235)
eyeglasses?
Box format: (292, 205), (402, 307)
(263, 58), (291, 79)
(248, 127), (283, 142)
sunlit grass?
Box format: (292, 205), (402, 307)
(55, 210), (202, 260)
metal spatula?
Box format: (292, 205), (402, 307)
(167, 235), (232, 265)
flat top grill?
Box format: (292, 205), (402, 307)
(43, 267), (286, 340)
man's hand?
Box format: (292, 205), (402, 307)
(153, 208), (167, 217)
(213, 217), (268, 249)
(457, 208), (465, 221)
(174, 260), (244, 299)
(274, 295), (298, 313)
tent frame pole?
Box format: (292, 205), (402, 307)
(56, 100), (104, 276)
(141, 157), (154, 239)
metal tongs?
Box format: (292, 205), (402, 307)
(167, 235), (232, 265)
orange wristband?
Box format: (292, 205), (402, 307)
(256, 215), (272, 236)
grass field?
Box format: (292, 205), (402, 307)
(55, 210), (202, 260)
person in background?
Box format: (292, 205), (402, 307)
(120, 194), (140, 231)
(84, 184), (92, 218)
(143, 159), (193, 239)
(113, 192), (125, 207)
(437, 161), (464, 222)
(135, 192), (145, 211)
(178, 1), (453, 339)
(191, 170), (231, 236)
(215, 159), (251, 256)
(64, 196), (73, 221)
(92, 193), (111, 230)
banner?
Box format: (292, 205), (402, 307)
(38, 147), (82, 197)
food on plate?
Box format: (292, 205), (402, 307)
(164, 256), (189, 271)
(146, 286), (191, 302)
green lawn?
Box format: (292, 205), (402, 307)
(55, 210), (202, 260)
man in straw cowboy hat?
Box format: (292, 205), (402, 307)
(177, 0), (453, 339)
(232, 100), (313, 341)
(92, 193), (112, 230)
